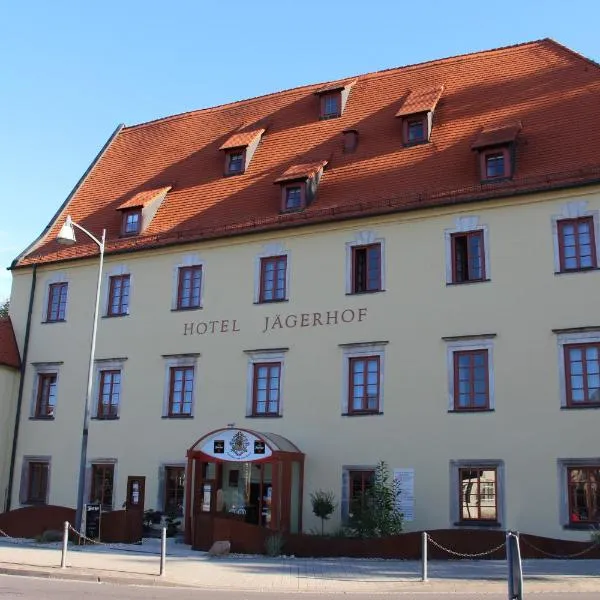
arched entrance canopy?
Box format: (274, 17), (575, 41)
(187, 427), (303, 462)
(184, 428), (305, 549)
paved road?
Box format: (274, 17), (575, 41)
(1, 574), (600, 600)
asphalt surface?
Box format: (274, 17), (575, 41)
(1, 574), (600, 600)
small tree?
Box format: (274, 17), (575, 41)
(348, 461), (403, 538)
(0, 299), (8, 319)
(310, 490), (337, 535)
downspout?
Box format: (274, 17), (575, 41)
(6, 264), (37, 511)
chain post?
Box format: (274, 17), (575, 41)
(60, 521), (69, 568)
(159, 527), (166, 576)
(421, 531), (428, 582)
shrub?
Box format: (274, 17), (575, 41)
(310, 490), (337, 535)
(264, 532), (284, 556)
(39, 529), (63, 543)
(348, 460), (403, 538)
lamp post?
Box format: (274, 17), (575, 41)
(57, 215), (106, 532)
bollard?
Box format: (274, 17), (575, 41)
(60, 521), (69, 568)
(159, 527), (166, 576)
(421, 531), (428, 582)
(507, 531), (524, 600)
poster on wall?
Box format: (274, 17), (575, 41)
(393, 468), (415, 522)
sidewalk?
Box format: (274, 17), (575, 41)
(0, 538), (599, 593)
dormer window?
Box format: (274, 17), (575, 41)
(226, 150), (244, 175)
(116, 186), (171, 238)
(275, 160), (328, 213)
(314, 79), (356, 120)
(321, 93), (341, 119)
(219, 128), (265, 176)
(396, 85), (444, 146)
(122, 210), (141, 235)
(284, 185), (304, 210)
(471, 122), (521, 182)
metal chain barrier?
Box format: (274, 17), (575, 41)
(67, 524), (161, 555)
(426, 533), (506, 558)
(519, 536), (599, 559)
(0, 527), (42, 546)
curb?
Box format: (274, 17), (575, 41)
(0, 565), (192, 589)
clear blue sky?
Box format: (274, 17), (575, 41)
(2, 0), (599, 300)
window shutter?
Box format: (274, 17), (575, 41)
(341, 469), (349, 523)
(19, 459), (29, 505)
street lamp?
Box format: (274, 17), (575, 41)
(57, 215), (106, 532)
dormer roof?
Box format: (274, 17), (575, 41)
(314, 78), (357, 95)
(471, 122), (523, 150)
(219, 128), (265, 151)
(117, 186), (172, 210)
(274, 160), (329, 184)
(395, 85), (444, 117)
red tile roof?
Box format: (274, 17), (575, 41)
(471, 122), (523, 149)
(274, 160), (329, 183)
(117, 186), (172, 210)
(314, 78), (357, 95)
(219, 128), (265, 150)
(14, 39), (600, 268)
(395, 85), (444, 117)
(0, 318), (20, 370)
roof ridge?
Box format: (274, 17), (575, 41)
(543, 38), (600, 71)
(122, 39), (550, 133)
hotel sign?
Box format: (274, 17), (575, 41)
(183, 307), (368, 336)
(200, 429), (273, 462)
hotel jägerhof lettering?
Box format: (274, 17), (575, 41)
(182, 307), (368, 336)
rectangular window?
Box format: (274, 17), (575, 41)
(451, 230), (485, 283)
(321, 93), (340, 118)
(164, 466), (185, 516)
(284, 186), (303, 210)
(26, 461), (49, 504)
(564, 343), (600, 406)
(558, 217), (597, 272)
(177, 265), (202, 310)
(259, 256), (287, 302)
(349, 356), (380, 414)
(252, 362), (281, 416)
(404, 116), (426, 144)
(90, 463), (115, 511)
(485, 153), (505, 178)
(46, 282), (68, 322)
(97, 370), (121, 419)
(453, 350), (489, 410)
(459, 467), (497, 522)
(227, 151), (244, 174)
(122, 210), (141, 235)
(352, 244), (381, 293)
(349, 469), (374, 506)
(35, 373), (57, 418)
(107, 274), (130, 316)
(568, 466), (600, 523)
(168, 366), (194, 417)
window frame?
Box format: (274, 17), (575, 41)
(557, 216), (598, 273)
(163, 465), (186, 517)
(557, 458), (600, 528)
(446, 337), (495, 412)
(245, 348), (287, 418)
(107, 274), (131, 317)
(402, 114), (428, 145)
(281, 183), (306, 212)
(341, 465), (376, 523)
(225, 149), (246, 175)
(351, 243), (382, 294)
(452, 349), (490, 411)
(444, 218), (490, 285)
(450, 460), (504, 527)
(176, 265), (203, 310)
(458, 466), (499, 523)
(162, 355), (199, 418)
(34, 372), (58, 419)
(451, 230), (486, 283)
(345, 231), (386, 294)
(168, 366), (195, 418)
(563, 342), (600, 408)
(90, 462), (115, 511)
(348, 355), (381, 415)
(320, 92), (342, 119)
(479, 147), (512, 181)
(46, 282), (68, 323)
(259, 255), (288, 304)
(341, 342), (387, 416)
(121, 209), (142, 236)
(252, 362), (282, 417)
(24, 460), (50, 505)
(96, 369), (121, 420)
